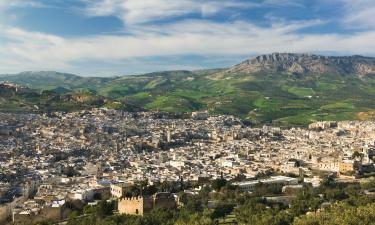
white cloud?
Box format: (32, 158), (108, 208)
(0, 0), (45, 9)
(0, 0), (375, 75)
(1, 19), (375, 74)
(263, 0), (304, 7)
(340, 0), (375, 29)
(80, 0), (306, 26)
(81, 0), (258, 25)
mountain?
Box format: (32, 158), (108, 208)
(229, 53), (375, 75)
(0, 81), (135, 113)
(2, 53), (375, 126)
(0, 71), (114, 91)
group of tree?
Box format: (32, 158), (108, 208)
(35, 176), (375, 225)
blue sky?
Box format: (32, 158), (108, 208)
(0, 0), (375, 76)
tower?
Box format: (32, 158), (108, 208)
(166, 127), (171, 143)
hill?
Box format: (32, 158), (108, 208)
(2, 53), (375, 125)
(0, 71), (114, 91)
(0, 81), (134, 113)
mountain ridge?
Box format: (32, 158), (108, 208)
(229, 53), (375, 75)
(2, 53), (375, 81)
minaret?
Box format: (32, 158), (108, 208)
(166, 127), (171, 143)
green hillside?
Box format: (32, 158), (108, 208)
(2, 54), (375, 126)
(0, 71), (114, 91)
(0, 84), (136, 113)
(89, 70), (375, 126)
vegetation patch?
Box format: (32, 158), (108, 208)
(321, 102), (355, 110)
(283, 86), (315, 97)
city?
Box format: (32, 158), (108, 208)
(2, 109), (375, 224)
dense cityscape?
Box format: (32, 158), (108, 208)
(2, 108), (375, 224)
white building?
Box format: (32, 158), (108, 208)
(233, 176), (299, 192)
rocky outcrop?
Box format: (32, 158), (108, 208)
(229, 53), (375, 76)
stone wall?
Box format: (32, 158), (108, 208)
(118, 196), (153, 215)
(13, 205), (66, 225)
(153, 193), (176, 210)
(118, 193), (176, 216)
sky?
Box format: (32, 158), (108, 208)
(1, 0), (375, 76)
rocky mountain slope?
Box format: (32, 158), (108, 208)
(229, 53), (375, 75)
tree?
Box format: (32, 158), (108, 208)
(185, 195), (203, 212)
(289, 186), (321, 217)
(321, 175), (336, 188)
(324, 188), (348, 201)
(211, 203), (235, 219)
(352, 151), (364, 161)
(212, 178), (227, 192)
(68, 211), (79, 219)
(83, 205), (95, 215)
(96, 200), (115, 218)
(178, 192), (189, 206)
(161, 180), (172, 192)
(235, 199), (288, 225)
(294, 202), (375, 225)
(175, 209), (214, 225)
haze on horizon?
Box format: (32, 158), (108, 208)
(1, 0), (375, 76)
